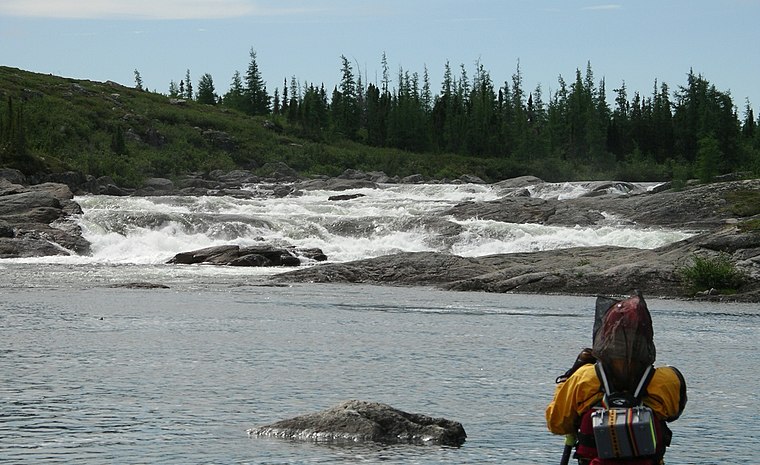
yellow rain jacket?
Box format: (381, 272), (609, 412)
(546, 363), (686, 435)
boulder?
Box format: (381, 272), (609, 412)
(401, 174), (426, 184)
(297, 178), (378, 192)
(0, 190), (61, 215)
(0, 181), (90, 258)
(166, 244), (327, 267)
(0, 219), (13, 238)
(458, 174), (486, 184)
(0, 168), (27, 185)
(201, 129), (236, 151)
(492, 175), (543, 189)
(248, 400), (466, 446)
(328, 193), (366, 201)
(259, 162), (300, 181)
(142, 177), (175, 191)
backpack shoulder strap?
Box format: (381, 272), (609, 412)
(633, 364), (655, 399)
(595, 362), (655, 402)
(594, 362), (612, 398)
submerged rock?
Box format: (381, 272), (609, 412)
(248, 400), (466, 446)
(108, 282), (170, 289)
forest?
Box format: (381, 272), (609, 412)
(2, 50), (759, 185)
(179, 50), (760, 182)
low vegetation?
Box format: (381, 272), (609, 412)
(725, 190), (760, 217)
(678, 253), (747, 294)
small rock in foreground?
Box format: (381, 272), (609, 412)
(248, 399), (466, 447)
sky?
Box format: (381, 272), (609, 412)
(1, 0), (758, 116)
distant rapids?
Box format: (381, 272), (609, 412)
(16, 181), (693, 266)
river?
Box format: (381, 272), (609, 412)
(1, 182), (756, 463)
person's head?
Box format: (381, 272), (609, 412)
(592, 291), (656, 390)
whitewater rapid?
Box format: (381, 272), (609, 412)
(6, 181), (682, 268)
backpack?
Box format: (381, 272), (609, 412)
(576, 363), (669, 464)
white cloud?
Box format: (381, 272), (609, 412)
(581, 4), (623, 11)
(0, 0), (266, 20)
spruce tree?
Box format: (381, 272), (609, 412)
(287, 76), (299, 123)
(332, 55), (359, 139)
(272, 88), (280, 115)
(281, 78), (289, 115)
(196, 73), (217, 105)
(223, 71), (246, 111)
(244, 48), (270, 116)
(742, 100), (755, 138)
(134, 69), (144, 91)
(184, 69), (193, 100)
(696, 134), (721, 182)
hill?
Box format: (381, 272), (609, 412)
(0, 66), (512, 187)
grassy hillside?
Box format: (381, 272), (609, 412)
(0, 66), (534, 186)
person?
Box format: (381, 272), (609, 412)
(546, 291), (687, 464)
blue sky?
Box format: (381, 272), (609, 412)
(1, 0), (758, 116)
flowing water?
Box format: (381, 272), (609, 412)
(2, 181), (757, 463)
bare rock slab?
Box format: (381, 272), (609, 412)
(248, 400), (466, 446)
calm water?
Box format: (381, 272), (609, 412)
(1, 275), (758, 464)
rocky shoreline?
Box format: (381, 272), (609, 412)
(273, 178), (760, 301)
(2, 167), (759, 301)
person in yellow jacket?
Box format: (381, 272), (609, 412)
(546, 292), (687, 464)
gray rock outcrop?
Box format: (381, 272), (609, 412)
(0, 174), (90, 258)
(248, 400), (466, 446)
(445, 179), (760, 230)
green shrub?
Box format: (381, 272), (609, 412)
(725, 190), (760, 217)
(738, 219), (760, 233)
(678, 253), (746, 294)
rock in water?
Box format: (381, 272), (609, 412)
(248, 400), (466, 446)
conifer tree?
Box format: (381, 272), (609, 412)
(244, 48), (270, 115)
(134, 69), (144, 91)
(272, 88), (280, 115)
(196, 73), (217, 105)
(651, 81), (674, 162)
(281, 78), (289, 115)
(510, 61), (529, 158)
(287, 76), (300, 123)
(332, 55), (359, 138)
(609, 83), (631, 158)
(467, 61), (497, 156)
(742, 100), (755, 138)
(168, 80), (180, 98)
(381, 52), (391, 95)
(223, 71), (246, 111)
(184, 69), (193, 100)
(696, 134), (721, 182)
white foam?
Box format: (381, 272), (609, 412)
(2, 183), (692, 265)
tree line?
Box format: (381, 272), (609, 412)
(147, 49), (760, 181)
